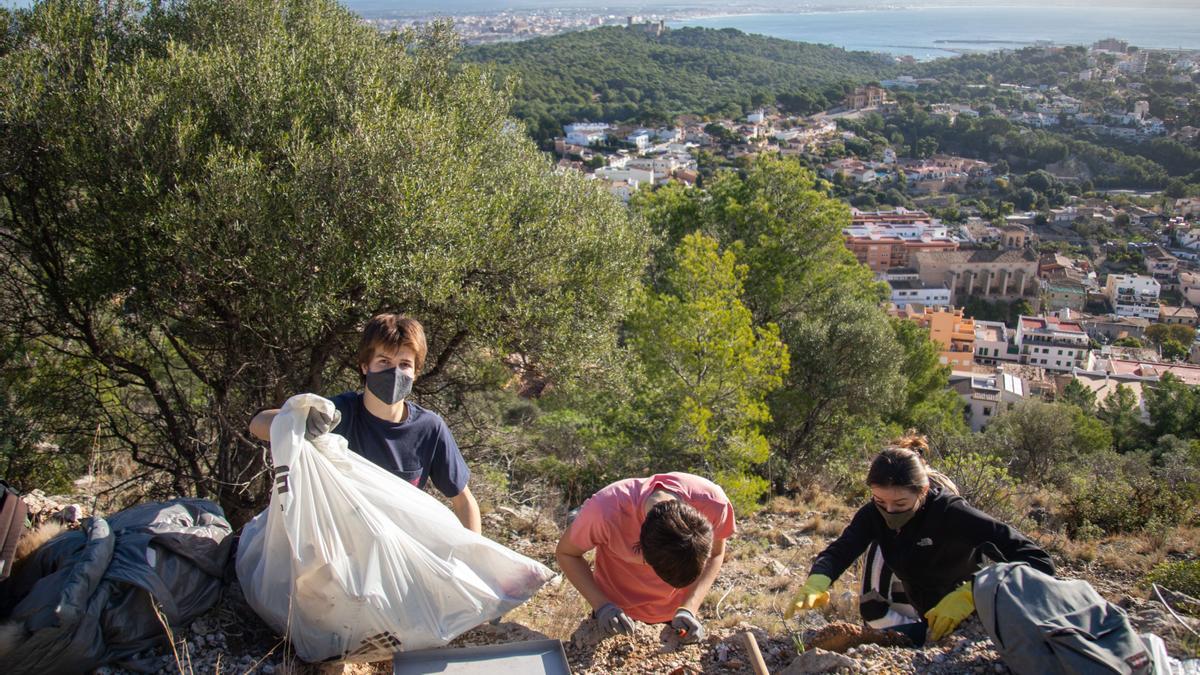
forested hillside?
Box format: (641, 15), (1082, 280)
(463, 26), (897, 141)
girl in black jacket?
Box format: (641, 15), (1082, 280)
(785, 435), (1054, 641)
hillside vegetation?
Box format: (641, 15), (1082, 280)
(463, 26), (897, 141)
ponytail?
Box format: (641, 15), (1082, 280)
(867, 431), (959, 496)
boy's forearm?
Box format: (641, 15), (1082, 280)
(249, 409), (279, 442)
(556, 552), (610, 611)
(451, 488), (482, 534)
(680, 540), (726, 614)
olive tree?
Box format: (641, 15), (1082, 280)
(0, 0), (646, 522)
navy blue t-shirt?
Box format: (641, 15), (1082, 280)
(329, 392), (470, 498)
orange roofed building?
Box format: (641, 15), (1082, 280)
(844, 210), (959, 274)
(910, 306), (977, 369)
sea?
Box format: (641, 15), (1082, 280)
(666, 6), (1200, 61)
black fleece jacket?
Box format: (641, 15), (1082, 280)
(809, 487), (1054, 613)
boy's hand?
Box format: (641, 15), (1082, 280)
(304, 407), (341, 441)
(594, 602), (635, 635)
(671, 607), (704, 644)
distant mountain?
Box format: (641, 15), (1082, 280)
(462, 26), (898, 141)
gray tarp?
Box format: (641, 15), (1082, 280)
(0, 498), (233, 674)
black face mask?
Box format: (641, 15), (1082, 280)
(365, 367), (413, 405)
(876, 503), (919, 530)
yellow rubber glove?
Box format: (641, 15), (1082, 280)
(784, 574), (832, 618)
(924, 581), (975, 641)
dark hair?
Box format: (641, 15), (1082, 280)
(356, 314), (428, 375)
(866, 432), (958, 495)
(638, 500), (713, 588)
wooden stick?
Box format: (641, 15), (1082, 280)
(741, 630), (770, 675)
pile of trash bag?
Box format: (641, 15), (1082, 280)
(0, 498), (233, 673)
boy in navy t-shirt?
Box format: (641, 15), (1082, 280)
(250, 314), (481, 533)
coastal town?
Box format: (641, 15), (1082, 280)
(363, 10), (683, 44)
(544, 34), (1200, 435)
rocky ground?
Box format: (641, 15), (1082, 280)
(25, 491), (1200, 674)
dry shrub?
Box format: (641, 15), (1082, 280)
(1053, 536), (1099, 563)
(1098, 540), (1166, 572)
(797, 486), (843, 514)
(1169, 526), (1200, 556)
(767, 494), (812, 516)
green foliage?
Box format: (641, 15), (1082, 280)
(1161, 339), (1190, 362)
(914, 46), (1092, 89)
(0, 0), (646, 521)
(1060, 378), (1097, 415)
(627, 232), (789, 512)
(881, 105), (1170, 189)
(635, 157), (918, 489)
(938, 443), (1023, 526)
(1113, 336), (1145, 348)
(0, 331), (89, 493)
(1062, 451), (1196, 536)
(889, 319), (965, 436)
(961, 297), (1033, 326)
(1146, 560), (1200, 600)
(1114, 138), (1200, 179)
(1145, 323), (1197, 349)
(713, 470), (772, 518)
(1145, 373), (1200, 442)
(463, 26), (896, 142)
(984, 400), (1112, 482)
(1099, 384), (1149, 453)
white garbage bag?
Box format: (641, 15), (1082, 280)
(236, 393), (555, 663)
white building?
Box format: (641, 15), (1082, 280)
(1104, 274), (1161, 319)
(594, 165), (655, 186)
(843, 221), (950, 241)
(1179, 228), (1200, 251)
(1181, 271), (1200, 307)
(654, 127), (683, 143)
(605, 179), (639, 202)
(774, 128), (803, 142)
(627, 154), (692, 178)
(564, 122), (609, 147)
(950, 371), (1028, 432)
(1015, 315), (1091, 372)
(625, 129), (652, 151)
(974, 320), (1019, 365)
(887, 279), (951, 306)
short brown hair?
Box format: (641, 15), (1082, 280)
(639, 500), (713, 588)
(356, 314), (428, 374)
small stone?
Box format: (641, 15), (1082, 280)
(773, 532), (800, 548)
(262, 664), (276, 674)
(57, 504), (83, 523)
(780, 648), (858, 674)
(762, 559), (790, 577)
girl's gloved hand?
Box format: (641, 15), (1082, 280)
(785, 574), (832, 618)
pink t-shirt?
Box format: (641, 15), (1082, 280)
(568, 472), (736, 623)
